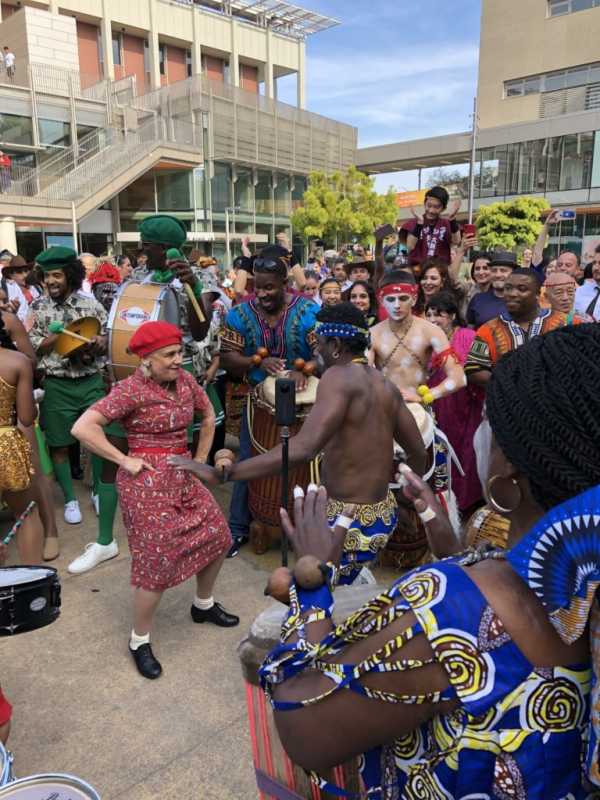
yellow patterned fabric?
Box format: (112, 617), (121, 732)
(0, 377), (33, 491)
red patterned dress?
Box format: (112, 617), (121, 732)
(92, 368), (231, 591)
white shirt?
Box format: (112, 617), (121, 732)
(574, 280), (600, 321)
(5, 280), (29, 324)
(4, 52), (15, 68)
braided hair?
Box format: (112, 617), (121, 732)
(487, 323), (600, 511)
(0, 313), (14, 351)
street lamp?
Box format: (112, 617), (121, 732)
(224, 205), (240, 270)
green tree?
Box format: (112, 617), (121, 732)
(291, 166), (397, 246)
(475, 197), (550, 251)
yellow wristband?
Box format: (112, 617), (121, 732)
(422, 392), (435, 405)
(417, 384), (429, 397)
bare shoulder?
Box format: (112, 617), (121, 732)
(369, 319), (387, 340)
(414, 317), (450, 350)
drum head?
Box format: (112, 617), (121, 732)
(0, 567), (54, 587)
(0, 774), (100, 798)
(54, 317), (101, 357)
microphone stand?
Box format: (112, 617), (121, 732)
(280, 425), (290, 567)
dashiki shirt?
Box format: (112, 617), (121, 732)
(30, 290), (108, 379)
(91, 368), (231, 592)
(464, 309), (576, 376)
(261, 500), (595, 799)
(221, 295), (318, 386)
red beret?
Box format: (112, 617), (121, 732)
(89, 262), (122, 286)
(128, 321), (182, 358)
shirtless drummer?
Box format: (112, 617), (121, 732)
(369, 270), (465, 403)
(170, 302), (427, 584)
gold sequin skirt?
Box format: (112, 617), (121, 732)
(0, 426), (34, 492)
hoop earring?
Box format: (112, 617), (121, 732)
(487, 475), (522, 514)
(141, 360), (151, 378)
(332, 351), (340, 360)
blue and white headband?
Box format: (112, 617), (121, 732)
(316, 321), (370, 341)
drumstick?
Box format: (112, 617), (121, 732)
(48, 321), (93, 344)
(183, 282), (206, 324)
(2, 501), (37, 545)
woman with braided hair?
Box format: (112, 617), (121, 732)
(257, 323), (600, 798)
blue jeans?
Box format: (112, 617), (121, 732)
(229, 409), (252, 540)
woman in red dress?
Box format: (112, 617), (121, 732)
(72, 321), (237, 680)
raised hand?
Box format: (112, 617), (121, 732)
(447, 199), (462, 219)
(280, 485), (356, 566)
(546, 209), (561, 225)
(409, 205), (424, 225)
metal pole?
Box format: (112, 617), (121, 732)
(225, 207), (231, 269)
(71, 201), (78, 251)
(467, 95), (478, 224)
(280, 426), (290, 567)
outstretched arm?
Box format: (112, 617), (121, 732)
(426, 327), (466, 401)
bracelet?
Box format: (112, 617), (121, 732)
(251, 346), (269, 366)
(294, 358), (315, 377)
(417, 384), (435, 405)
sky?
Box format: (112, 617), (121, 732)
(275, 0), (482, 193)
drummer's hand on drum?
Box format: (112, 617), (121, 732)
(171, 260), (196, 287)
(280, 485), (354, 567)
(396, 463), (461, 558)
(262, 356), (286, 376)
(167, 455), (220, 486)
(120, 455), (155, 477)
(288, 370), (308, 391)
(86, 334), (107, 356)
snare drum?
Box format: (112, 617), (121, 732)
(0, 774), (100, 799)
(247, 376), (318, 550)
(107, 281), (180, 381)
(239, 585), (379, 799)
(0, 566), (61, 636)
(0, 742), (13, 786)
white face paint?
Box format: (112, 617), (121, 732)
(415, 369), (424, 382)
(400, 355), (412, 368)
(444, 379), (456, 391)
(382, 293), (413, 321)
(411, 335), (423, 350)
(431, 336), (444, 353)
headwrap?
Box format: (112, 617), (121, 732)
(138, 215), (187, 248)
(315, 321), (370, 343)
(35, 246), (78, 273)
(89, 262), (122, 286)
(377, 283), (419, 303)
(128, 321), (182, 358)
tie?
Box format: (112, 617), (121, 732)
(585, 286), (600, 319)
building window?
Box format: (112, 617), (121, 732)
(211, 162), (231, 213)
(549, 0), (600, 15)
(159, 43), (166, 76)
(186, 49), (192, 78)
(505, 60), (600, 97)
(0, 113), (34, 146)
(112, 34), (122, 66)
(39, 119), (71, 149)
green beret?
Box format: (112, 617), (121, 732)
(35, 246), (78, 273)
(166, 248), (183, 261)
(138, 215), (187, 248)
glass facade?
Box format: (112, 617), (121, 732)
(470, 131), (597, 199)
(549, 0), (600, 15)
(39, 119), (71, 149)
(156, 170), (192, 211)
(505, 61), (600, 97)
(0, 113), (34, 146)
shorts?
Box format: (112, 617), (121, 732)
(40, 373), (106, 448)
(0, 687), (11, 726)
(327, 490), (398, 585)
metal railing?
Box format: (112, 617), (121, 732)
(4, 117), (201, 202)
(133, 73), (357, 174)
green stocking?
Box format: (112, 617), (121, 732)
(53, 458), (76, 504)
(91, 455), (103, 495)
(97, 480), (118, 546)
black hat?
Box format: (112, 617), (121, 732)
(489, 251), (518, 268)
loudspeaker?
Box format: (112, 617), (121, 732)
(275, 378), (296, 426)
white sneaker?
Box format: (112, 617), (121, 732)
(67, 541), (119, 575)
(64, 500), (82, 524)
(91, 492), (99, 516)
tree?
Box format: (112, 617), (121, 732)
(291, 166), (397, 246)
(475, 197), (550, 251)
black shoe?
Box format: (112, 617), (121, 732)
(129, 643), (162, 679)
(226, 537), (247, 559)
(191, 601), (240, 627)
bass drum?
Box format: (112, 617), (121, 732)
(107, 281), (180, 381)
(0, 774), (100, 799)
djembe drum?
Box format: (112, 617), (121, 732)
(247, 376), (319, 555)
(238, 584), (382, 800)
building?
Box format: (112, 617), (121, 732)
(0, 0), (356, 262)
(356, 0), (600, 262)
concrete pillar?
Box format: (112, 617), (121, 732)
(0, 217), (17, 254)
(265, 28), (274, 99)
(49, 0), (59, 13)
(192, 7), (202, 76)
(297, 40), (306, 109)
(148, 0), (161, 90)
(100, 0), (114, 81)
(230, 20), (239, 86)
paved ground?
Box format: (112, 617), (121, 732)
(2, 475), (398, 798)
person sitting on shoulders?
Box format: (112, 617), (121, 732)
(401, 186), (462, 267)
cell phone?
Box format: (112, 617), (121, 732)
(463, 223), (477, 238)
(377, 223), (396, 238)
(558, 209), (576, 220)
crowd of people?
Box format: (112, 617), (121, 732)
(2, 188), (600, 797)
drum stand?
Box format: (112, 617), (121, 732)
(280, 425), (290, 567)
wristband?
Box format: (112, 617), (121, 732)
(450, 219), (459, 233)
(418, 506), (437, 523)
